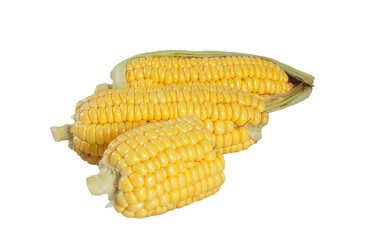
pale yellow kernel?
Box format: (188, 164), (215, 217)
(151, 138), (165, 152)
(231, 129), (240, 145)
(89, 144), (99, 157)
(198, 138), (212, 153)
(235, 107), (248, 126)
(110, 123), (120, 140)
(135, 145), (150, 161)
(213, 121), (226, 135)
(204, 150), (216, 161)
(134, 209), (148, 218)
(184, 170), (192, 185)
(157, 152), (169, 167)
(184, 132), (196, 146)
(166, 163), (179, 177)
(124, 151), (141, 166)
(145, 199), (159, 211)
(126, 104), (134, 122)
(164, 147), (179, 163)
(133, 187), (147, 202)
(234, 65), (243, 79)
(122, 209), (135, 218)
(203, 119), (213, 133)
(188, 67), (197, 81)
(158, 165), (169, 180)
(126, 202), (144, 213)
(109, 151), (121, 166)
(116, 192), (129, 208)
(179, 188), (188, 201)
(190, 145), (202, 161)
(185, 144), (197, 161)
(80, 141), (91, 153)
(159, 135), (174, 149)
(141, 142), (156, 158)
(120, 177), (134, 192)
(214, 135), (223, 149)
(223, 133), (232, 148)
(132, 163), (148, 175)
(129, 173), (144, 188)
(97, 107), (108, 124)
(250, 110), (262, 125)
(143, 174), (156, 188)
(159, 194), (170, 207)
(239, 126), (251, 143)
(84, 124), (96, 144)
(177, 160), (187, 173)
(144, 188), (156, 202)
(170, 190), (180, 203)
(231, 102), (241, 122)
(134, 68), (144, 80)
(177, 146), (189, 162)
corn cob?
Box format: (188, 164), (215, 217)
(51, 85), (267, 164)
(104, 55), (292, 97)
(86, 116), (225, 218)
(97, 50), (314, 111)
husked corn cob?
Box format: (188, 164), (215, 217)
(86, 116), (225, 218)
(52, 85), (267, 164)
(99, 50), (314, 110)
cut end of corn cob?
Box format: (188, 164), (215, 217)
(87, 116), (226, 218)
(51, 124), (72, 142)
(87, 157), (118, 196)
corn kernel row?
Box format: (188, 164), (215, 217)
(78, 85), (264, 112)
(126, 56), (288, 83)
(127, 77), (293, 97)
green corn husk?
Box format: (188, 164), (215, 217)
(106, 50), (314, 112)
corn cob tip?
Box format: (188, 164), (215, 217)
(50, 124), (72, 142)
(87, 159), (118, 196)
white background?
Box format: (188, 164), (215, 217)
(1, 0), (369, 239)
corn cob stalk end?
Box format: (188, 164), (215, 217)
(86, 158), (118, 196)
(51, 124), (72, 142)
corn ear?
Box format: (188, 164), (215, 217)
(107, 50), (314, 112)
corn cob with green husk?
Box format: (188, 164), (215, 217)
(96, 50), (314, 112)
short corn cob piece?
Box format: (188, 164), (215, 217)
(86, 116), (225, 218)
(51, 85), (267, 164)
(99, 50), (315, 111)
